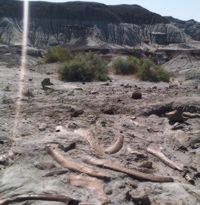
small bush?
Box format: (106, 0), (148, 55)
(4, 85), (10, 92)
(44, 46), (72, 63)
(154, 65), (170, 82)
(137, 59), (170, 82)
(58, 53), (108, 82)
(113, 57), (170, 82)
(0, 37), (4, 44)
(113, 57), (139, 75)
(2, 95), (13, 104)
(23, 89), (34, 97)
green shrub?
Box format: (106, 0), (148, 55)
(137, 59), (170, 82)
(113, 57), (139, 75)
(23, 89), (34, 97)
(58, 53), (108, 82)
(113, 57), (170, 82)
(154, 65), (170, 82)
(44, 46), (72, 63)
(0, 37), (4, 44)
(4, 85), (10, 92)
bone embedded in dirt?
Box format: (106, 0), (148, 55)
(46, 145), (110, 179)
(166, 110), (186, 123)
(83, 156), (174, 182)
(104, 135), (124, 154)
(0, 194), (80, 205)
(74, 128), (104, 158)
(69, 174), (110, 205)
(147, 146), (184, 171)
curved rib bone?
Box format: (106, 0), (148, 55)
(182, 112), (200, 118)
(83, 156), (173, 183)
(46, 146), (110, 179)
(105, 136), (124, 154)
(75, 128), (104, 158)
(147, 146), (183, 171)
(0, 194), (80, 205)
(69, 175), (110, 205)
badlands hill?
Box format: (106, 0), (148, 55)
(0, 1), (199, 47)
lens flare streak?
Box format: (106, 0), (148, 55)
(12, 0), (29, 138)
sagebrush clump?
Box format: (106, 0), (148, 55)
(44, 46), (73, 63)
(58, 53), (108, 82)
(113, 57), (139, 75)
(23, 89), (34, 97)
(137, 59), (170, 82)
(113, 57), (170, 82)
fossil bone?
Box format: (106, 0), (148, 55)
(46, 145), (109, 179)
(69, 174), (110, 205)
(127, 147), (148, 158)
(147, 146), (183, 171)
(0, 194), (80, 205)
(75, 128), (104, 158)
(182, 112), (200, 118)
(83, 156), (173, 182)
(105, 135), (124, 154)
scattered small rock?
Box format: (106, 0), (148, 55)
(34, 162), (56, 170)
(183, 171), (195, 185)
(139, 161), (153, 169)
(43, 169), (69, 177)
(90, 90), (99, 95)
(132, 91), (142, 99)
(100, 120), (107, 127)
(68, 122), (79, 130)
(101, 82), (109, 86)
(55, 126), (65, 132)
(70, 108), (84, 118)
(171, 122), (184, 130)
(41, 78), (53, 90)
(102, 105), (116, 115)
(166, 110), (186, 123)
(74, 87), (83, 91)
(4, 85), (11, 92)
(131, 116), (136, 120)
(126, 190), (150, 205)
(38, 123), (47, 131)
(174, 130), (191, 146)
(46, 72), (53, 75)
(105, 188), (113, 195)
(87, 115), (98, 124)
(63, 142), (76, 152)
(124, 84), (132, 88)
(0, 136), (10, 145)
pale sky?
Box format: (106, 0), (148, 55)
(29, 0), (200, 22)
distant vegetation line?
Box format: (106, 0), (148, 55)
(44, 46), (170, 83)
